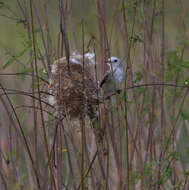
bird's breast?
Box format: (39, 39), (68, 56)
(114, 67), (124, 84)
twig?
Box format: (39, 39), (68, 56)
(29, 1), (56, 189)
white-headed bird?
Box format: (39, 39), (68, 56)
(100, 57), (125, 96)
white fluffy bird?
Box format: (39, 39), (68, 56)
(100, 57), (125, 95)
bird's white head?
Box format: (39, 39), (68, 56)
(107, 57), (121, 66)
(106, 57), (122, 71)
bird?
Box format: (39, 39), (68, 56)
(100, 57), (125, 96)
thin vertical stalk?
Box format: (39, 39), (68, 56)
(108, 100), (123, 189)
(160, 0), (165, 127)
(142, 1), (158, 188)
(29, 1), (56, 189)
(114, 95), (123, 190)
(121, 0), (131, 188)
(77, 151), (98, 190)
(67, 0), (79, 51)
(17, 0), (40, 180)
(81, 20), (86, 190)
(21, 0), (39, 176)
(61, 124), (77, 190)
(59, 0), (71, 74)
(57, 4), (64, 187)
(157, 0), (165, 189)
(32, 0), (51, 74)
(103, 99), (109, 190)
(56, 123), (64, 189)
(93, 45), (107, 185)
(8, 118), (19, 184)
(96, 0), (107, 183)
(43, 0), (52, 62)
(143, 6), (157, 167)
(96, 0), (106, 75)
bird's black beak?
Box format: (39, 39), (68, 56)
(106, 58), (111, 63)
(106, 59), (112, 64)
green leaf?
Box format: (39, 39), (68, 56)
(26, 55), (34, 65)
(181, 109), (189, 120)
(181, 61), (189, 68)
(131, 35), (144, 44)
(0, 1), (4, 8)
(134, 71), (143, 83)
(38, 68), (48, 82)
(12, 149), (17, 156)
(3, 41), (32, 69)
(179, 39), (189, 46)
(3, 57), (14, 69)
(141, 107), (148, 117)
(15, 43), (32, 58)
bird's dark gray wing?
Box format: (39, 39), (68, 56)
(100, 71), (112, 87)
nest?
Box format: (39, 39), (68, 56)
(48, 53), (100, 118)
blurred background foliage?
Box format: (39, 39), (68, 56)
(0, 0), (189, 59)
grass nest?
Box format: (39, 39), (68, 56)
(48, 53), (100, 118)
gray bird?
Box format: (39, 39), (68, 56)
(100, 57), (125, 96)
